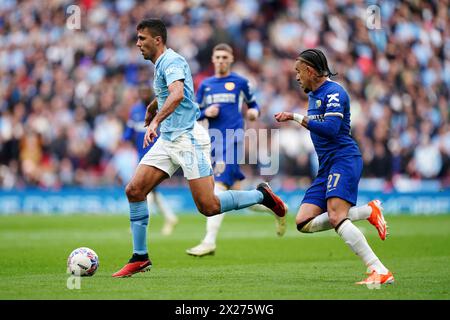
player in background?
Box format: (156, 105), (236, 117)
(112, 19), (287, 278)
(186, 44), (283, 257)
(275, 48), (393, 285)
(123, 84), (178, 236)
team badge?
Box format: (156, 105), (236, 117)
(316, 100), (321, 107)
(224, 82), (235, 91)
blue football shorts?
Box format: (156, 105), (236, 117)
(211, 140), (245, 188)
(301, 155), (363, 211)
(213, 161), (245, 188)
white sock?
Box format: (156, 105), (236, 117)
(302, 213), (333, 233)
(154, 191), (177, 222)
(348, 204), (371, 220)
(300, 204), (372, 233)
(202, 184), (227, 245)
(336, 219), (388, 274)
(203, 213), (225, 245)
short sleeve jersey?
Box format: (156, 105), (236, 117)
(153, 48), (200, 141)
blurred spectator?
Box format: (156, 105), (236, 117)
(413, 135), (443, 179)
(0, 0), (448, 190)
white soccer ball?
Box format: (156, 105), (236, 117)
(67, 247), (99, 277)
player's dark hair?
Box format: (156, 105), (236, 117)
(298, 48), (337, 77)
(213, 43), (233, 54)
(137, 18), (167, 44)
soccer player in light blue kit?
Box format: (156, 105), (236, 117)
(275, 48), (393, 285)
(186, 43), (282, 257)
(113, 19), (287, 277)
(123, 84), (178, 236)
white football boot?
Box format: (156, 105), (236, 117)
(186, 242), (216, 257)
(161, 216), (178, 236)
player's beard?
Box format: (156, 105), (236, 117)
(143, 46), (156, 61)
(303, 88), (311, 93)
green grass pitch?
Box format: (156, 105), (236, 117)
(0, 213), (449, 300)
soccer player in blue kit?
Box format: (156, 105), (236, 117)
(275, 49), (394, 285)
(113, 19), (287, 277)
(123, 84), (178, 236)
(186, 44), (284, 257)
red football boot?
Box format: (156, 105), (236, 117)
(112, 256), (152, 278)
(257, 182), (287, 218)
(257, 182), (288, 236)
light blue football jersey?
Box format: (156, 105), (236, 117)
(153, 48), (200, 141)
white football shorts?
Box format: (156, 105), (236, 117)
(140, 122), (213, 180)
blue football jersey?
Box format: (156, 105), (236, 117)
(197, 72), (259, 133)
(307, 80), (361, 166)
(123, 101), (157, 160)
(196, 72), (259, 186)
(153, 48), (200, 141)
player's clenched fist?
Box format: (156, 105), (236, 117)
(205, 104), (220, 118)
(246, 108), (259, 121)
(274, 112), (293, 122)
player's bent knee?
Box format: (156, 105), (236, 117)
(125, 183), (145, 202)
(196, 201), (221, 216)
(327, 211), (346, 228)
(198, 205), (220, 216)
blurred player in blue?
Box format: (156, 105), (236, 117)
(275, 48), (393, 285)
(112, 19), (287, 277)
(123, 84), (178, 236)
(186, 43), (282, 257)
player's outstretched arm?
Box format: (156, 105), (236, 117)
(308, 116), (341, 138)
(275, 111), (342, 139)
(274, 111), (308, 128)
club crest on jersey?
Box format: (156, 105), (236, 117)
(316, 100), (321, 107)
(224, 82), (235, 91)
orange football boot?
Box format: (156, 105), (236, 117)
(367, 200), (389, 240)
(356, 270), (394, 285)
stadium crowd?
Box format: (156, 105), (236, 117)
(0, 0), (449, 190)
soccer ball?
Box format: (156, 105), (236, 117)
(67, 247), (99, 277)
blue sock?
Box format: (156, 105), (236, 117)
(129, 201), (149, 255)
(217, 190), (264, 213)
